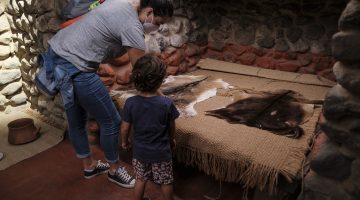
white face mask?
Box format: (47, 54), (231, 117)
(143, 14), (160, 34)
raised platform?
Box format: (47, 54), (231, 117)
(113, 59), (332, 196)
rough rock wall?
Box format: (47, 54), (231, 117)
(0, 0), (26, 112)
(104, 0), (347, 91)
(1, 1), (358, 197)
(186, 0), (344, 53)
(301, 0), (360, 199)
(154, 0), (347, 81)
(5, 0), (67, 127)
(1, 0), (347, 126)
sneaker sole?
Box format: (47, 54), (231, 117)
(107, 177), (135, 188)
(84, 169), (109, 179)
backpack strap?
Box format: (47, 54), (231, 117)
(89, 0), (106, 10)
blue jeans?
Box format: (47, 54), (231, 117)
(55, 56), (120, 163)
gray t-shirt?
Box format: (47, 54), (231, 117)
(49, 0), (145, 72)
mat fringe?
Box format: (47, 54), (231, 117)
(175, 143), (307, 200)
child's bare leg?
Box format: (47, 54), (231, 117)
(134, 179), (146, 200)
(161, 184), (174, 200)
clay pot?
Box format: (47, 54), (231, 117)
(8, 118), (40, 145)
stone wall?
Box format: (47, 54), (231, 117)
(0, 0), (26, 112)
(4, 0), (67, 127)
(301, 0), (360, 199)
(149, 0), (347, 81)
(1, 0), (347, 124)
(105, 0), (347, 91)
(1, 0), (358, 198)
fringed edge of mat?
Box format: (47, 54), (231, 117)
(175, 144), (307, 200)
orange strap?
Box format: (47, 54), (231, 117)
(59, 16), (83, 29)
(59, 0), (106, 29)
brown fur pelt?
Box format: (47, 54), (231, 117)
(206, 89), (322, 139)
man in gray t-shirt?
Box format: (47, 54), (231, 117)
(45, 0), (173, 189)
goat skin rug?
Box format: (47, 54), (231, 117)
(111, 61), (331, 196)
(111, 74), (230, 117)
(206, 89), (322, 139)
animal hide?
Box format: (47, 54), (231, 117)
(111, 75), (230, 117)
(206, 89), (322, 139)
(162, 75), (230, 116)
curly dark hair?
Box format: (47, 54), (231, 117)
(140, 0), (174, 17)
(132, 54), (166, 92)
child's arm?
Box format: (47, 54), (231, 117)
(121, 121), (131, 150)
(168, 100), (180, 151)
(169, 120), (176, 151)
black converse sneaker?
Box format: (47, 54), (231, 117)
(107, 167), (135, 188)
(84, 160), (110, 179)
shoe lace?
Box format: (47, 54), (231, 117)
(116, 167), (132, 182)
(96, 160), (110, 169)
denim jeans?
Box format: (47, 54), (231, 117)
(55, 55), (121, 163)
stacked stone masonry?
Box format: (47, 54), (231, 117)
(0, 1), (25, 113)
(3, 0), (66, 127)
(301, 0), (360, 199)
(137, 0), (348, 81)
(0, 0), (348, 124)
(102, 0), (348, 91)
(0, 0), (359, 198)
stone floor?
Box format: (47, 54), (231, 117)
(0, 138), (246, 200)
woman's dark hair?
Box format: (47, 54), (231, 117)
(132, 54), (166, 92)
(140, 0), (174, 17)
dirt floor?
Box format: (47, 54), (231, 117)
(0, 138), (245, 200)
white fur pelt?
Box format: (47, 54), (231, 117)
(112, 75), (230, 117)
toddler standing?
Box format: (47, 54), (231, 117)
(121, 54), (180, 200)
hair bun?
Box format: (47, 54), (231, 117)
(140, 0), (150, 7)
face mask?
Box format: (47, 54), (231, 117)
(143, 14), (160, 34)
